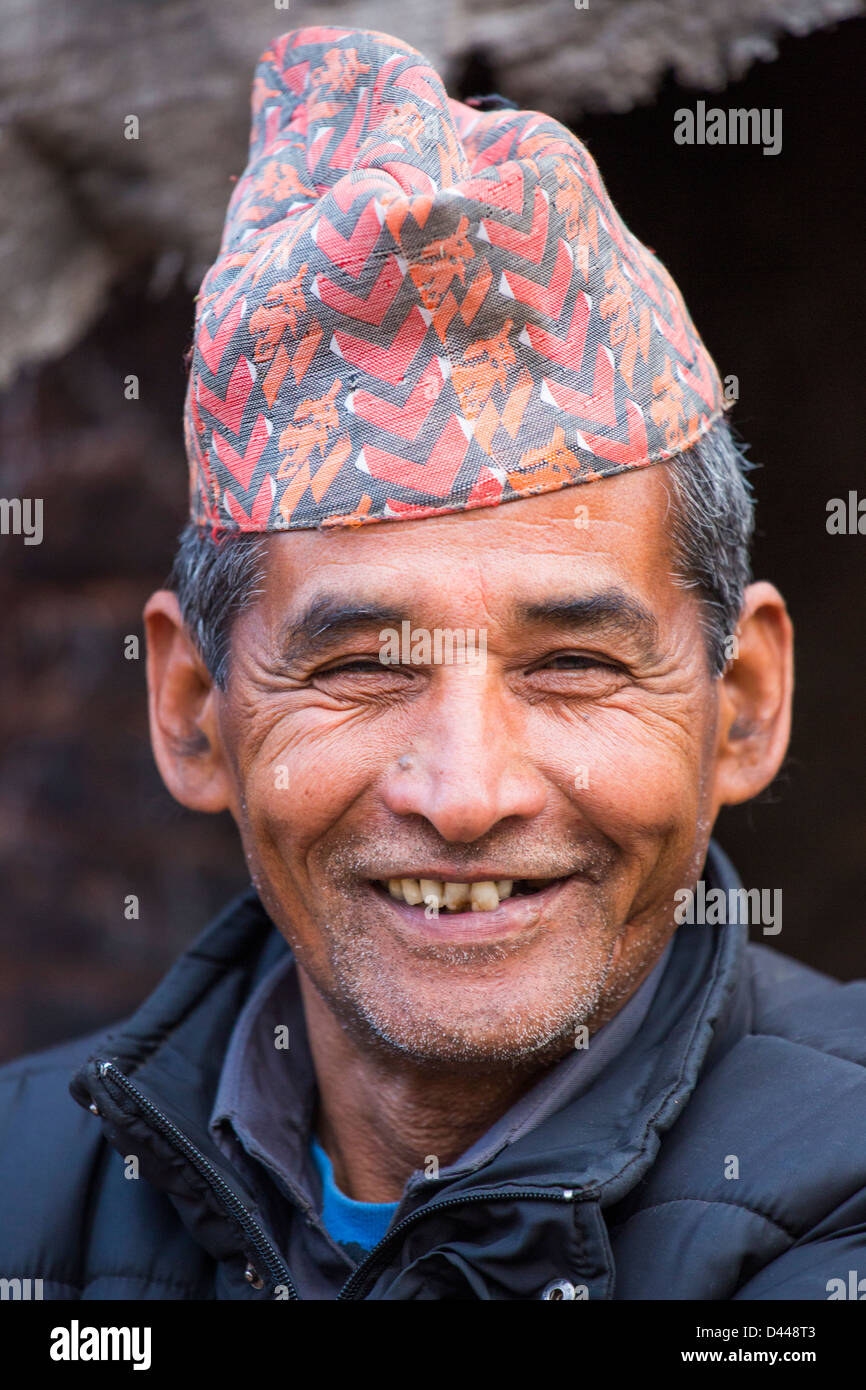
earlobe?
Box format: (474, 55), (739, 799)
(142, 590), (233, 814)
(713, 582), (794, 809)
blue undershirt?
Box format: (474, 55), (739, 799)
(310, 1135), (399, 1254)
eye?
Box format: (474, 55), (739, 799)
(310, 656), (417, 694)
(318, 657), (394, 675)
(522, 650), (629, 699)
(540, 654), (617, 672)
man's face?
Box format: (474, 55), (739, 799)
(211, 465), (724, 1067)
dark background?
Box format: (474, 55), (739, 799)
(1, 11), (864, 1062)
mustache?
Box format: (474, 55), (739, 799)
(321, 828), (616, 885)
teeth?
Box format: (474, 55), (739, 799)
(443, 882), (471, 911)
(383, 876), (558, 911)
(419, 879), (443, 906)
(401, 878), (423, 905)
(380, 877), (526, 912)
(469, 881), (500, 912)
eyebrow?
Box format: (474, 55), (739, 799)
(518, 590), (660, 657)
(277, 597), (408, 662)
(276, 586), (661, 663)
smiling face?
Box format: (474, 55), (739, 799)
(145, 462), (793, 1074)
(203, 466), (733, 1066)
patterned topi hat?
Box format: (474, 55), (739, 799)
(184, 26), (730, 536)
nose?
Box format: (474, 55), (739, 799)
(381, 671), (546, 843)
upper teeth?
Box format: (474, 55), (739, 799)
(382, 878), (551, 912)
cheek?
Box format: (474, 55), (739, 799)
(235, 710), (383, 862)
(535, 703), (707, 847)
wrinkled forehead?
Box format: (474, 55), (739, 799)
(247, 466), (683, 643)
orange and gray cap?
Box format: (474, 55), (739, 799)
(184, 26), (729, 535)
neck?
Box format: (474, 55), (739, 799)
(297, 970), (578, 1203)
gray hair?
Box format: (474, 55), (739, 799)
(662, 416), (756, 673)
(168, 414), (755, 690)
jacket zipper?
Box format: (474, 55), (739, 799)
(94, 1060), (300, 1300)
(94, 1059), (584, 1302)
(337, 1188), (578, 1300)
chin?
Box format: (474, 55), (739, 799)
(333, 974), (604, 1069)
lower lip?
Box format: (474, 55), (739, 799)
(372, 878), (571, 944)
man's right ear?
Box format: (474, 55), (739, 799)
(142, 590), (233, 813)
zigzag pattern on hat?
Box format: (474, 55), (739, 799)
(184, 26), (728, 534)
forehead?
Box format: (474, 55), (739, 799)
(256, 465), (681, 623)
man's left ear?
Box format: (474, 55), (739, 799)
(142, 589), (233, 814)
(712, 581), (794, 808)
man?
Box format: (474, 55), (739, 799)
(1, 25), (864, 1301)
